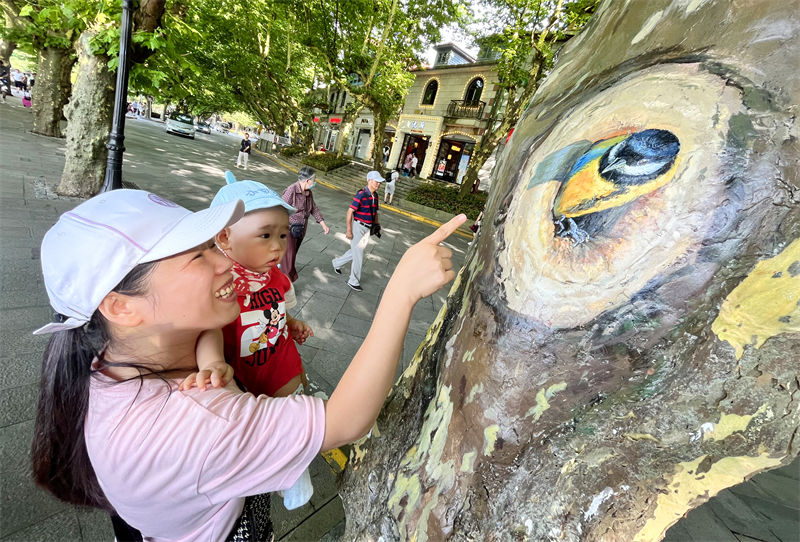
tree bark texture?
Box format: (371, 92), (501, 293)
(0, 39), (15, 65)
(31, 47), (74, 138)
(339, 1), (800, 541)
(57, 32), (115, 197)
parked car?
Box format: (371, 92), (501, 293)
(165, 114), (196, 139)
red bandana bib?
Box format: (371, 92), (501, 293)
(220, 248), (272, 307)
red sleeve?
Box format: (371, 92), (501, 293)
(349, 192), (362, 212)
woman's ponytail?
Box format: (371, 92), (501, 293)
(31, 261), (156, 509)
(31, 317), (111, 509)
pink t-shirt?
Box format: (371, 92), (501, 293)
(85, 374), (325, 541)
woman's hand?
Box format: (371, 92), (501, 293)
(178, 361), (234, 391)
(320, 220), (330, 235)
(387, 214), (466, 304)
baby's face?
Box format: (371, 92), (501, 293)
(223, 207), (289, 274)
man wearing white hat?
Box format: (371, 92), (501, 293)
(332, 170), (384, 292)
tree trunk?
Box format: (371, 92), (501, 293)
(57, 32), (115, 197)
(0, 39), (15, 65)
(371, 104), (388, 172)
(339, 1), (800, 540)
(458, 131), (501, 195)
(31, 47), (74, 138)
(161, 101), (169, 120)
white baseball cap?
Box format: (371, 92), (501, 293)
(366, 170), (384, 183)
(34, 189), (245, 335)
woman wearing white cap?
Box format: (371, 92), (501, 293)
(30, 189), (465, 541)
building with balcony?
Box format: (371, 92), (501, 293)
(388, 43), (503, 184)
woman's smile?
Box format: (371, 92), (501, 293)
(214, 278), (236, 301)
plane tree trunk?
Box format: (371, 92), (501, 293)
(57, 32), (115, 196)
(339, 0), (800, 540)
(57, 0), (166, 196)
(31, 47), (75, 138)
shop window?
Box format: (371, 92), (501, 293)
(464, 78), (484, 105)
(422, 80), (438, 105)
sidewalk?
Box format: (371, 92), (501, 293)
(0, 99), (470, 540)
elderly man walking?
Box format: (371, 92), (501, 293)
(332, 170), (384, 292)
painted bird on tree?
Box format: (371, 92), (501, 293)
(553, 129), (681, 243)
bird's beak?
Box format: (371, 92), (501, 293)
(601, 158), (626, 175)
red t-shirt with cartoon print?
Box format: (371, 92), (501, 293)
(222, 265), (303, 397)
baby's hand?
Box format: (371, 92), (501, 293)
(178, 361), (234, 391)
(287, 318), (314, 345)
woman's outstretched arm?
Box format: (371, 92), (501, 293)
(321, 214), (466, 451)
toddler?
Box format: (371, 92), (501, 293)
(182, 171), (315, 509)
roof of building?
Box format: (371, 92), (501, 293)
(433, 42), (477, 64)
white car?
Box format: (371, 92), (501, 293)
(165, 114), (196, 139)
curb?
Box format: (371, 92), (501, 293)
(253, 149), (473, 240)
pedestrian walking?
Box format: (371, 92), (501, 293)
(30, 188), (463, 541)
(280, 166), (330, 282)
(409, 154), (419, 178)
(332, 170), (384, 292)
(236, 133), (252, 169)
(384, 168), (399, 204)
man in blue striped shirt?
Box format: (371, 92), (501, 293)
(332, 170), (384, 292)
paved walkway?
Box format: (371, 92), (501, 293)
(0, 98), (470, 540)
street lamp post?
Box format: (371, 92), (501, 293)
(101, 0), (137, 192)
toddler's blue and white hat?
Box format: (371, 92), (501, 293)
(211, 171), (297, 215)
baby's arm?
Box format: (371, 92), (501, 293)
(286, 315), (313, 345)
(179, 328), (234, 391)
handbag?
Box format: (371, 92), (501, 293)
(289, 223), (304, 239)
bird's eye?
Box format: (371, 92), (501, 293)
(551, 129), (681, 243)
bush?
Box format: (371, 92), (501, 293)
(301, 153), (350, 172)
(279, 145), (306, 157)
(405, 182), (487, 219)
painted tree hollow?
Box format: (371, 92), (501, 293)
(339, 0), (800, 540)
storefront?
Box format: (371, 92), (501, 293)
(315, 116), (342, 152)
(390, 115), (442, 178)
(431, 136), (476, 184)
(397, 133), (430, 175)
(351, 115), (375, 160)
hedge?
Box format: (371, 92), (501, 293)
(279, 145), (306, 157)
(301, 153), (350, 172)
(405, 182), (487, 220)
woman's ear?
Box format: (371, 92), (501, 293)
(216, 228), (232, 251)
(97, 292), (144, 327)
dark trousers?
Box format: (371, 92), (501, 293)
(281, 232), (304, 282)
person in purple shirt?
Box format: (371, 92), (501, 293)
(331, 170), (384, 292)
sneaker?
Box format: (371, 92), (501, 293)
(332, 261), (342, 275)
(347, 282), (363, 292)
